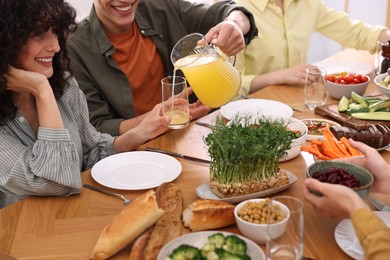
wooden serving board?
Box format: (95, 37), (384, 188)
(314, 103), (390, 130)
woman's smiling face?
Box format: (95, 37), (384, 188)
(93, 0), (141, 34)
(18, 29), (60, 78)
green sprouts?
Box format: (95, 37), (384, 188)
(204, 116), (295, 184)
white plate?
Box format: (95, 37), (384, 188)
(157, 231), (265, 260)
(334, 211), (390, 259)
(312, 60), (373, 75)
(196, 170), (297, 204)
(91, 151), (182, 190)
(220, 99), (293, 120)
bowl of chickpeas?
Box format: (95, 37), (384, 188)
(234, 198), (290, 244)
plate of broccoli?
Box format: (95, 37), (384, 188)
(157, 231), (265, 260)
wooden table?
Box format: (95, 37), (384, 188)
(1, 49), (389, 260)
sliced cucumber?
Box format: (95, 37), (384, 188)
(351, 112), (390, 121)
(346, 107), (369, 115)
(368, 99), (390, 113)
(338, 96), (349, 112)
(351, 92), (369, 108)
(366, 98), (382, 104)
(348, 103), (365, 110)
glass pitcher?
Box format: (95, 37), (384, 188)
(171, 33), (241, 108)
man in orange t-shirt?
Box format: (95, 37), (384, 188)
(68, 0), (258, 136)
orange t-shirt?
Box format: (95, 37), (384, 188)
(107, 23), (165, 116)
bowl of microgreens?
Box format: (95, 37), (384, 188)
(204, 115), (298, 198)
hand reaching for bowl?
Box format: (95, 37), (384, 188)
(341, 139), (390, 194)
(303, 178), (369, 218)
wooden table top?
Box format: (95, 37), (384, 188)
(1, 48), (389, 260)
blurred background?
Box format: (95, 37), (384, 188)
(65, 0), (389, 64)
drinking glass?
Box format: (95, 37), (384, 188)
(374, 41), (384, 75)
(304, 66), (327, 110)
(266, 196), (304, 260)
(161, 76), (190, 129)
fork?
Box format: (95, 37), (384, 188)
(367, 195), (390, 211)
(83, 184), (132, 206)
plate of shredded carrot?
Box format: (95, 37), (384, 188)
(301, 128), (363, 160)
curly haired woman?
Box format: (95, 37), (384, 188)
(0, 0), (170, 208)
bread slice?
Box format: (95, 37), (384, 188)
(182, 199), (235, 231)
(90, 190), (164, 260)
(128, 182), (183, 260)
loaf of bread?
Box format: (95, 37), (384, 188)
(90, 190), (164, 260)
(129, 182), (183, 260)
(182, 199), (235, 231)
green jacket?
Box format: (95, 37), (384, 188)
(67, 0), (257, 136)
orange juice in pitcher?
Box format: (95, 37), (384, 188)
(174, 54), (240, 108)
(171, 33), (241, 108)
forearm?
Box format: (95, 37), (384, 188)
(113, 129), (145, 152)
(249, 71), (285, 94)
(35, 85), (64, 129)
(226, 10), (250, 35)
(118, 113), (148, 135)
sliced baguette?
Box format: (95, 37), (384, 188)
(90, 190), (164, 260)
(128, 182), (183, 260)
(183, 199), (235, 231)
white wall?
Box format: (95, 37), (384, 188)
(66, 0), (93, 21)
(307, 0), (388, 63)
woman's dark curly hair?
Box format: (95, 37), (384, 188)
(0, 0), (77, 125)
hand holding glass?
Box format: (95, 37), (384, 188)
(304, 66), (327, 110)
(161, 76), (190, 129)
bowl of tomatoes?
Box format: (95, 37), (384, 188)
(325, 72), (370, 99)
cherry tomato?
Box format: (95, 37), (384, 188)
(325, 72), (368, 85)
(360, 75), (369, 83)
(344, 75), (354, 83)
(353, 78), (361, 84)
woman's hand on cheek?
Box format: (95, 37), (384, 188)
(6, 66), (50, 95)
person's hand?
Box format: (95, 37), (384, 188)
(340, 139), (390, 194)
(114, 104), (170, 152)
(278, 64), (310, 86)
(186, 87), (210, 120)
(189, 100), (211, 120)
(6, 66), (51, 96)
(203, 11), (249, 56)
(133, 103), (170, 141)
(303, 178), (369, 218)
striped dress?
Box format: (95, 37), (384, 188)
(0, 76), (116, 208)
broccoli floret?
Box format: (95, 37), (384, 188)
(207, 233), (226, 248)
(214, 248), (250, 260)
(201, 243), (218, 260)
(168, 244), (203, 260)
(222, 235), (247, 256)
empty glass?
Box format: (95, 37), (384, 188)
(266, 196), (304, 260)
(304, 66), (327, 110)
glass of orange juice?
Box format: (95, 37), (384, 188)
(161, 76), (190, 129)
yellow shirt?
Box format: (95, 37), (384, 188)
(351, 208), (390, 259)
(234, 0), (386, 94)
